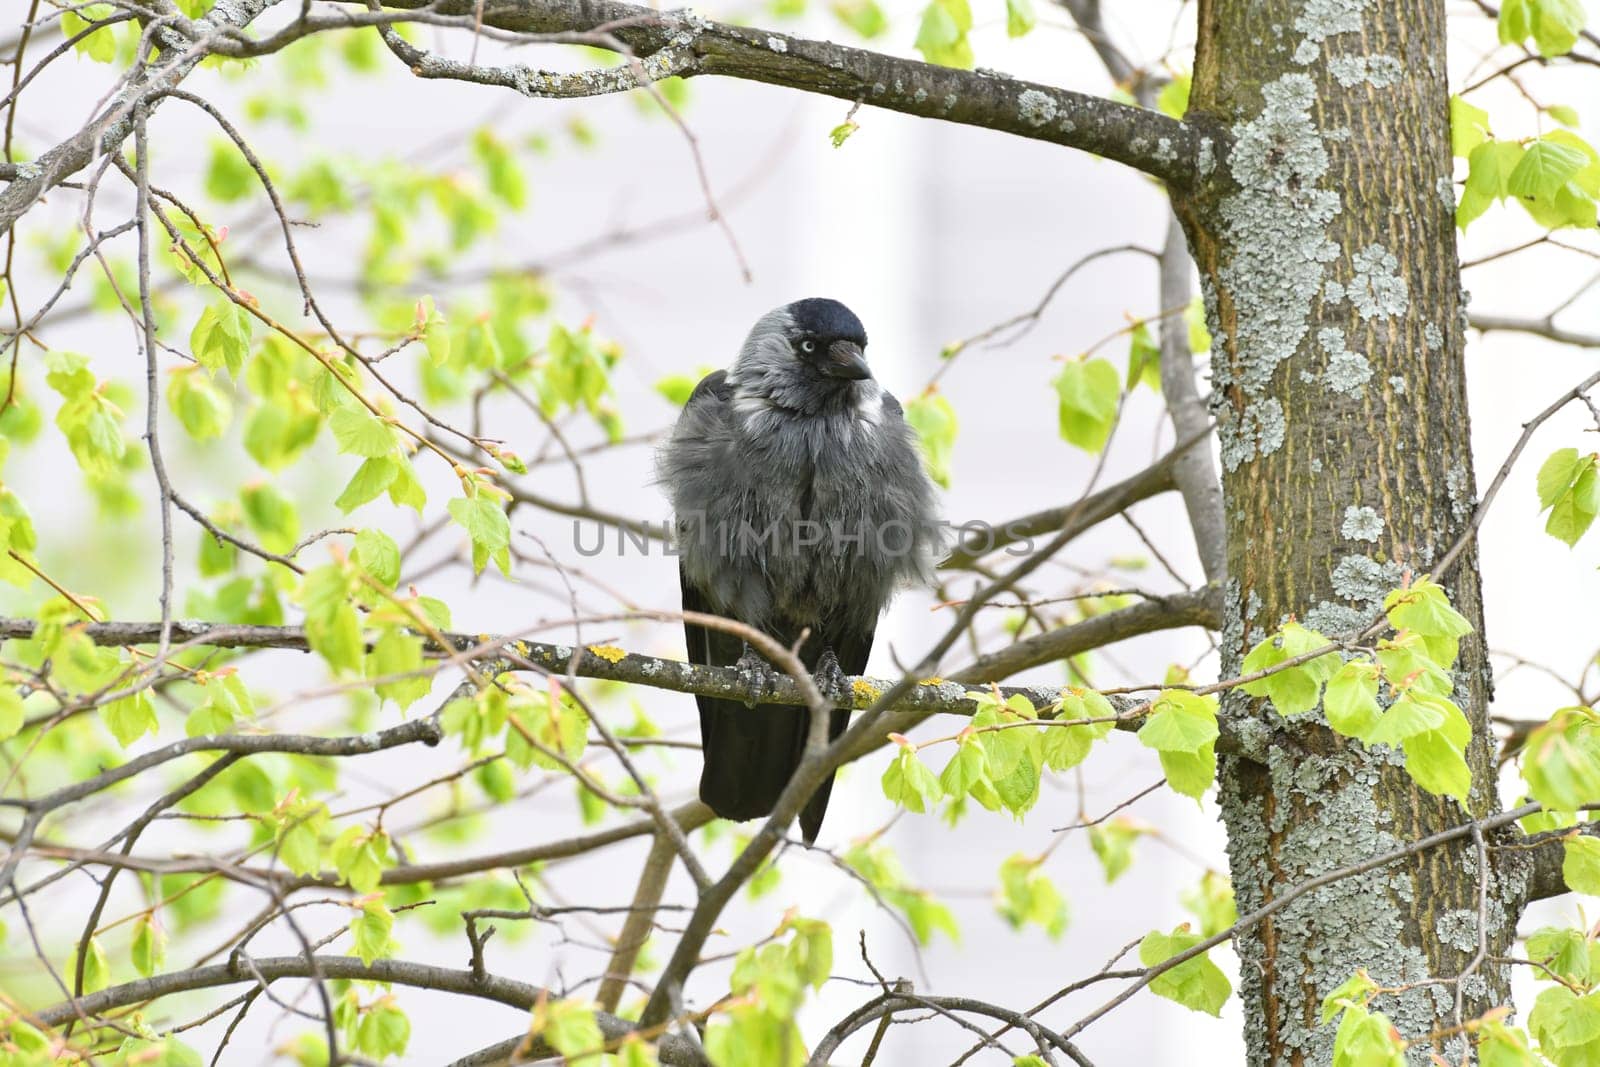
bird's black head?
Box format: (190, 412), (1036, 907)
(785, 298), (871, 381)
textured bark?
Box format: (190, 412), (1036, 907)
(1177, 1), (1515, 1062)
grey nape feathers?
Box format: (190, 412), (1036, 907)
(657, 298), (939, 843)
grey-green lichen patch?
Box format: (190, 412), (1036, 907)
(1305, 599), (1369, 636)
(1332, 554), (1404, 605)
(1016, 89), (1057, 127)
(1221, 398), (1289, 472)
(1220, 742), (1456, 1065)
(1341, 506), (1384, 542)
(1154, 137), (1176, 163)
(1324, 279), (1346, 304)
(765, 35), (788, 52)
(1197, 136), (1216, 178)
(1328, 54), (1403, 88)
(1293, 39), (1320, 64)
(1213, 74), (1339, 471)
(1435, 909), (1481, 953)
(1446, 462), (1474, 522)
(1423, 322), (1443, 350)
(1349, 244), (1410, 320)
(1221, 578), (1246, 658)
(1295, 0), (1369, 42)
(1319, 327), (1372, 396)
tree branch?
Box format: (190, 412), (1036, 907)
(0, 0), (281, 233)
(1469, 313), (1600, 348)
(374, 0), (1211, 187)
(1516, 823), (1600, 903)
(32, 954), (707, 1065)
(941, 443), (1189, 569)
(952, 583), (1220, 681)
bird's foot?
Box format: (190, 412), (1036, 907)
(733, 644), (778, 708)
(815, 649), (851, 707)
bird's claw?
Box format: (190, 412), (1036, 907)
(815, 649), (850, 707)
(734, 644), (777, 708)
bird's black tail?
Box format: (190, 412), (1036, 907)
(697, 698), (850, 843)
(681, 570), (868, 843)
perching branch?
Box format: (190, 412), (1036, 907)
(31, 953), (708, 1065)
(372, 0), (1212, 188)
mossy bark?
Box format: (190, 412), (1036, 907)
(1177, 1), (1517, 1062)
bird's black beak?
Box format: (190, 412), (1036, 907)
(824, 340), (872, 380)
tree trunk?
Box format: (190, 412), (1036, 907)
(1177, 1), (1517, 1061)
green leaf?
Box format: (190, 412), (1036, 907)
(653, 373), (699, 407)
(996, 854), (1068, 938)
(387, 457), (427, 512)
(1508, 139), (1590, 199)
(277, 803), (327, 876)
(1088, 818), (1140, 883)
(904, 390), (957, 488)
(1528, 926), (1593, 985)
(1403, 728), (1472, 802)
(1181, 872), (1237, 938)
(1040, 689), (1114, 770)
(241, 482), (300, 554)
(1458, 140), (1525, 229)
(913, 0), (973, 68)
(1549, 104), (1583, 127)
(531, 1000), (604, 1061)
(1324, 662), (1382, 739)
(1498, 0), (1588, 55)
(1240, 622), (1340, 715)
(329, 406), (397, 459)
(831, 0), (888, 36)
(1004, 0), (1035, 36)
(205, 140), (255, 203)
(190, 298), (254, 377)
(882, 745), (943, 813)
(103, 691), (159, 746)
(1126, 321), (1162, 391)
(1331, 1004), (1407, 1067)
(1450, 96), (1491, 157)
(1137, 689), (1218, 753)
(335, 457), (398, 513)
(1053, 357), (1120, 452)
(1367, 690), (1445, 747)
(1157, 744), (1217, 801)
(938, 736), (990, 798)
(77, 937), (111, 994)
(62, 6), (117, 63)
(352, 529), (401, 588)
(449, 493), (511, 575)
(131, 913), (166, 977)
(1565, 836), (1600, 895)
(1479, 1022), (1539, 1067)
(1524, 708), (1600, 812)
(1158, 74), (1191, 120)
(330, 826), (392, 893)
(368, 626), (430, 710)
(0, 687), (24, 742)
(472, 129), (528, 210)
(351, 899), (396, 965)
(166, 367), (233, 440)
(1536, 449), (1600, 547)
(1139, 926), (1231, 1017)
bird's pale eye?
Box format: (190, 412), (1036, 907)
(799, 339), (816, 354)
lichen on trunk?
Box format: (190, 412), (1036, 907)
(1178, 0), (1514, 1061)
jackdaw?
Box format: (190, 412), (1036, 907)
(657, 297), (939, 842)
